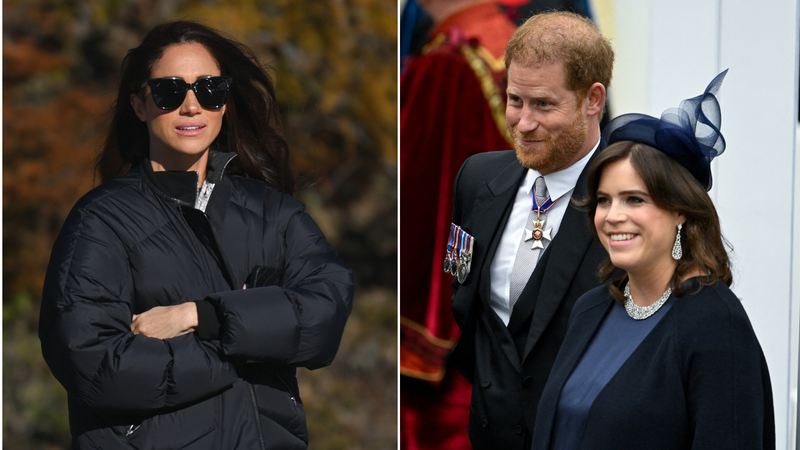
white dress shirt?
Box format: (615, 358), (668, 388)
(489, 140), (599, 325)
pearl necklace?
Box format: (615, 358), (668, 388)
(623, 282), (672, 320)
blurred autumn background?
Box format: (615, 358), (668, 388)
(3, 0), (397, 449)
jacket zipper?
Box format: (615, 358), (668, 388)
(272, 370), (298, 406)
(121, 423), (141, 441)
(125, 424), (140, 436)
(249, 384), (267, 450)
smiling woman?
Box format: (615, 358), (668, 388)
(593, 152), (688, 293)
(530, 71), (775, 450)
(587, 140), (721, 302)
(38, 21), (354, 449)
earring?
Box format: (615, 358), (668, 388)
(672, 224), (683, 260)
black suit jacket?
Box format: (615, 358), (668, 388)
(531, 280), (775, 450)
(450, 150), (607, 449)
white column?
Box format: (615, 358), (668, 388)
(717, 2), (797, 448)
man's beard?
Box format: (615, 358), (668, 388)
(510, 111), (588, 174)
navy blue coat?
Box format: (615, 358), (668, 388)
(39, 153), (354, 449)
(532, 279), (774, 450)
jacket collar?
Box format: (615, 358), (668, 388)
(139, 152), (238, 208)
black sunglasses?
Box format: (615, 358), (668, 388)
(141, 76), (233, 110)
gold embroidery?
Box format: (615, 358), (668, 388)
(421, 34), (448, 55)
(475, 45), (506, 72)
(417, 32), (513, 149)
(400, 316), (457, 382)
(460, 45), (513, 145)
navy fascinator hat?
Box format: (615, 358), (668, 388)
(601, 70), (728, 191)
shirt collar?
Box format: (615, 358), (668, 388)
(524, 138), (601, 200)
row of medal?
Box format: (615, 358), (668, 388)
(444, 223), (475, 284)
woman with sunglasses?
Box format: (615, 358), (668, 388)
(530, 71), (775, 449)
(39, 21), (354, 449)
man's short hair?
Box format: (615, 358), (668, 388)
(504, 11), (614, 103)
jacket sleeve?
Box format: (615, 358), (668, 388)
(682, 290), (775, 449)
(206, 200), (354, 370)
(39, 206), (240, 415)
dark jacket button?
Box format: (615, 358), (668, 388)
(522, 376), (533, 388)
(481, 380), (491, 388)
(515, 425), (523, 434)
(482, 419), (488, 428)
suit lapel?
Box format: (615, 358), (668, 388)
(521, 148), (602, 361)
(476, 167), (523, 305)
(464, 159), (526, 303)
(464, 159), (526, 370)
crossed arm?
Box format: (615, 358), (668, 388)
(40, 200), (353, 414)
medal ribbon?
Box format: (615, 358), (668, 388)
(531, 190), (565, 214)
(452, 226), (462, 267)
(465, 235), (474, 268)
(458, 228), (466, 268)
(446, 224), (456, 257)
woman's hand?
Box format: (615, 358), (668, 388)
(131, 303), (198, 339)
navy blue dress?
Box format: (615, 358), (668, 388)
(551, 297), (672, 449)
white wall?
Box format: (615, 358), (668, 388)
(607, 0), (800, 448)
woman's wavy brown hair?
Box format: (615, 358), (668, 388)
(581, 141), (732, 302)
(96, 21), (294, 194)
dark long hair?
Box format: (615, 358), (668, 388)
(96, 21), (294, 194)
(582, 141), (733, 302)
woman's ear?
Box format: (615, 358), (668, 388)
(676, 213), (686, 228)
(130, 94), (148, 122)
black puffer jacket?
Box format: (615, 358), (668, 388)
(39, 153), (354, 449)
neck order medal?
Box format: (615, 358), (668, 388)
(524, 215), (552, 249)
(524, 190), (558, 250)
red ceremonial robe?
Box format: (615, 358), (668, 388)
(400, 3), (516, 449)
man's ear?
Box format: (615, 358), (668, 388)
(130, 93), (148, 122)
(584, 82), (606, 117)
